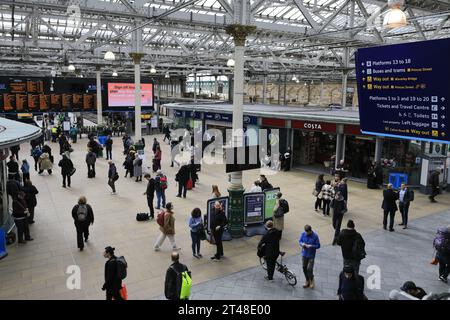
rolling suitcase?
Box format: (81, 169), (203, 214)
(187, 179), (193, 190)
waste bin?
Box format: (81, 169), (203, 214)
(388, 173), (408, 189)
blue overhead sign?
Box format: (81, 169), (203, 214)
(174, 109), (184, 117)
(356, 38), (450, 143)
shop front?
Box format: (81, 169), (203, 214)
(344, 125), (375, 179)
(291, 120), (337, 172)
(261, 118), (289, 154)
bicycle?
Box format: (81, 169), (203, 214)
(260, 251), (297, 286)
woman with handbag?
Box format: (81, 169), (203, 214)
(314, 174), (325, 212)
(12, 191), (33, 243)
(188, 208), (204, 259)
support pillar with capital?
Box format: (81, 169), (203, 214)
(130, 53), (144, 140)
(225, 24), (256, 238)
(95, 65), (103, 126)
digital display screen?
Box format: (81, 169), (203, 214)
(107, 83), (153, 107)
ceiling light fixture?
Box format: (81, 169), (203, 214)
(68, 64), (75, 71)
(112, 70), (118, 77)
(227, 58), (235, 67)
(150, 66), (156, 74)
(104, 50), (115, 61)
(383, 0), (407, 29)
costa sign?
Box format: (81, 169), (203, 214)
(292, 120), (336, 133)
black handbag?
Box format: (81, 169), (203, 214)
(199, 226), (207, 241)
(69, 167), (76, 176)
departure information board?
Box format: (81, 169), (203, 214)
(356, 38), (450, 143)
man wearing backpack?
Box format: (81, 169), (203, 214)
(398, 183), (414, 229)
(336, 220), (366, 275)
(71, 196), (94, 251)
(155, 170), (167, 209)
(433, 225), (450, 283)
(102, 246), (124, 300)
(164, 252), (191, 300)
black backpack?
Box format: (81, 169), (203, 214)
(137, 158), (143, 166)
(279, 199), (289, 214)
(116, 256), (128, 280)
(409, 190), (414, 201)
(352, 234), (366, 260)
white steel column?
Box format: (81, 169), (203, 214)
(131, 53), (144, 141)
(214, 75), (218, 97)
(96, 66), (102, 125)
(262, 74), (267, 104)
(194, 72), (197, 102)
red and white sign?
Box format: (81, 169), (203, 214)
(292, 120), (336, 133)
(108, 83), (153, 107)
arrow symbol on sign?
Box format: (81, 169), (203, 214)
(441, 123), (446, 128)
(442, 106), (446, 110)
(442, 97), (446, 102)
(442, 132), (446, 137)
(442, 115), (446, 119)
(362, 70), (365, 74)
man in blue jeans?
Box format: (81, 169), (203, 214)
(299, 225), (321, 289)
(155, 170), (167, 209)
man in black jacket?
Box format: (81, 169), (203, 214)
(428, 169), (440, 203)
(164, 252), (190, 300)
(337, 265), (365, 300)
(258, 221), (281, 281)
(105, 135), (113, 160)
(143, 173), (156, 219)
(382, 183), (398, 232)
(108, 161), (118, 195)
(337, 220), (366, 275)
(58, 154), (74, 188)
(176, 164), (190, 198)
(10, 144), (20, 161)
(102, 246), (123, 300)
(259, 175), (273, 191)
(210, 202), (228, 261)
(71, 196), (94, 251)
(6, 155), (20, 181)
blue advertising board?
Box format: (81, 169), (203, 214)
(244, 192), (265, 225)
(204, 112), (257, 125)
(174, 109), (184, 117)
(356, 38), (450, 143)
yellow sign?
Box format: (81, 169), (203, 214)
(432, 130), (439, 137)
(141, 114), (151, 120)
(17, 113), (33, 118)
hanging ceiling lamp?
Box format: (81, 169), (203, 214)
(68, 64), (75, 71)
(150, 66), (157, 74)
(383, 0), (407, 29)
(227, 58), (235, 67)
(112, 70), (118, 77)
(104, 50), (115, 61)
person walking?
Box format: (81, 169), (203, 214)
(21, 159), (30, 184)
(143, 173), (155, 219)
(133, 153), (143, 182)
(258, 220), (281, 281)
(58, 154), (74, 188)
(170, 139), (181, 167)
(152, 138), (160, 154)
(321, 180), (334, 216)
(176, 163), (190, 198)
(332, 191), (346, 245)
(428, 169), (440, 203)
(22, 180), (38, 224)
(336, 220), (366, 274)
(38, 152), (53, 175)
(71, 196), (94, 251)
(154, 145), (162, 171)
(299, 225), (320, 289)
(210, 202), (228, 261)
(86, 149), (97, 178)
(108, 161), (118, 195)
(102, 246), (123, 300)
(382, 183), (398, 232)
(339, 178), (348, 207)
(433, 225), (450, 283)
(31, 145), (43, 171)
(164, 252), (190, 300)
(189, 208), (204, 258)
(155, 170), (167, 209)
(10, 144), (20, 161)
(7, 155), (20, 181)
(272, 192), (287, 238)
(154, 203), (180, 251)
(314, 174), (325, 211)
(259, 175), (273, 191)
(123, 151), (134, 178)
(398, 183), (414, 229)
(211, 185), (221, 198)
(337, 265), (366, 300)
(12, 191), (33, 243)
(105, 135), (113, 160)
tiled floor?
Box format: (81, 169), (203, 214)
(1, 133), (449, 300)
(155, 210), (450, 300)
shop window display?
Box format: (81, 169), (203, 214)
(293, 131), (336, 169)
(381, 139), (421, 186)
(345, 137), (375, 179)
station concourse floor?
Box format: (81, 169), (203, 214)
(0, 134), (449, 300)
